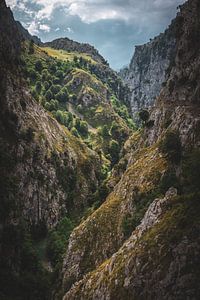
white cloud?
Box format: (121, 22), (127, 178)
(39, 23), (50, 31)
(64, 27), (74, 33)
(55, 27), (60, 31)
(27, 20), (39, 35)
(5, 0), (17, 9)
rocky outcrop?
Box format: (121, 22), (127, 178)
(44, 38), (107, 65)
(120, 20), (176, 120)
(64, 189), (200, 300)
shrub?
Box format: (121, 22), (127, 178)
(159, 130), (182, 163)
(159, 169), (180, 193)
(100, 125), (110, 137)
(50, 84), (62, 96)
(55, 88), (68, 102)
(139, 109), (150, 123)
(35, 60), (43, 72)
(182, 149), (200, 192)
(28, 68), (37, 81)
(46, 217), (74, 267)
(35, 81), (42, 94)
(43, 81), (50, 90)
(45, 90), (53, 101)
(55, 70), (64, 80)
(146, 120), (154, 128)
(109, 139), (120, 165)
(122, 214), (140, 238)
(41, 69), (49, 81)
(28, 40), (34, 54)
(79, 121), (88, 137)
(71, 127), (79, 137)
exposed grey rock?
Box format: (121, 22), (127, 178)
(120, 22), (176, 120)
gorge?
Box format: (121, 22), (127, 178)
(0, 0), (200, 299)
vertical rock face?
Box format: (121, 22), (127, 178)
(120, 21), (176, 119)
(145, 0), (200, 147)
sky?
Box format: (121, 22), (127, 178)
(6, 0), (185, 70)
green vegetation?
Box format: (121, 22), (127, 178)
(122, 189), (161, 238)
(46, 217), (74, 267)
(139, 109), (149, 123)
(182, 148), (200, 192)
(22, 42), (135, 170)
(0, 221), (52, 300)
(159, 130), (182, 163)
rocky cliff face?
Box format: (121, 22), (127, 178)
(145, 0), (200, 148)
(120, 20), (176, 120)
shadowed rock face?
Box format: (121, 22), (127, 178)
(0, 0), (101, 228)
(120, 20), (176, 120)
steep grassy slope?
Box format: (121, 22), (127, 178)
(22, 41), (134, 170)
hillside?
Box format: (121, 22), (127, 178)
(44, 38), (107, 65)
(1, 0), (200, 299)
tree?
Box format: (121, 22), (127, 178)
(101, 125), (110, 137)
(110, 121), (119, 137)
(79, 121), (88, 137)
(183, 149), (200, 191)
(43, 81), (50, 91)
(109, 139), (120, 165)
(35, 81), (42, 94)
(41, 69), (49, 81)
(50, 84), (62, 96)
(55, 88), (68, 102)
(35, 60), (43, 72)
(55, 70), (64, 80)
(71, 127), (79, 137)
(28, 68), (37, 81)
(159, 130), (182, 163)
(28, 39), (34, 54)
(45, 90), (53, 101)
(48, 63), (57, 74)
(139, 109), (150, 123)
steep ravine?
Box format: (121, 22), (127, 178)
(0, 0), (200, 299)
(61, 0), (200, 299)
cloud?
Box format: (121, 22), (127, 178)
(39, 23), (50, 32)
(27, 20), (39, 35)
(7, 0), (185, 24)
(64, 27), (74, 33)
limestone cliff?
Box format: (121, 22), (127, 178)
(120, 19), (176, 120)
